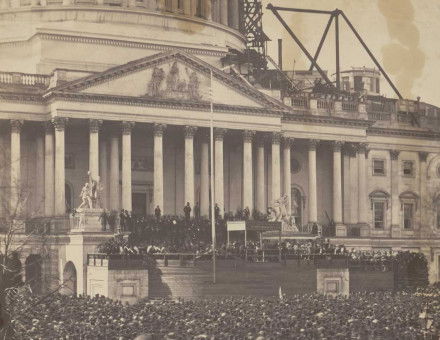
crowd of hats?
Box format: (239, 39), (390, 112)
(8, 285), (440, 339)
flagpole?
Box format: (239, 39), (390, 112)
(209, 69), (216, 284)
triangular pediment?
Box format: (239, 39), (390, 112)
(49, 51), (286, 111)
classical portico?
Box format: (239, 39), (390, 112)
(1, 50), (440, 243)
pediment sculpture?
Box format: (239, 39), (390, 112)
(146, 61), (202, 101)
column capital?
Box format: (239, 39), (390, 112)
(390, 149), (400, 160)
(10, 119), (23, 133)
(44, 121), (54, 133)
(418, 151), (429, 162)
(332, 141), (344, 152)
(271, 132), (283, 145)
(214, 128), (227, 141)
(307, 139), (320, 150)
(89, 119), (103, 133)
(122, 121), (135, 135)
(243, 130), (256, 143)
(282, 136), (294, 148)
(153, 123), (167, 137)
(52, 117), (67, 131)
(355, 142), (368, 154)
(184, 126), (198, 139)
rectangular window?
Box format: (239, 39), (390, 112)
(403, 161), (414, 176)
(403, 203), (414, 229)
(373, 202), (385, 229)
(373, 159), (385, 175)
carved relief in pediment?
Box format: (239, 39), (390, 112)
(146, 62), (202, 101)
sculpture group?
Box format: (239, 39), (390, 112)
(268, 195), (299, 232)
(78, 171), (102, 210)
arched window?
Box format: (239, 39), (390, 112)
(369, 190), (390, 229)
(25, 255), (43, 295)
(62, 261), (77, 296)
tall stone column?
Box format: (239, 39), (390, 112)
(229, 0), (239, 29)
(212, 0), (220, 22)
(333, 141), (345, 236)
(204, 0), (212, 20)
(10, 120), (23, 215)
(349, 146), (359, 224)
(99, 136), (108, 209)
(214, 128), (226, 217)
(89, 119), (102, 182)
(153, 124), (166, 213)
(121, 122), (134, 212)
(184, 126), (197, 214)
(53, 117), (67, 216)
(282, 137), (292, 215)
(242, 130), (255, 213)
(307, 139), (319, 225)
(200, 132), (209, 216)
(419, 152), (428, 237)
(44, 122), (55, 216)
(357, 143), (368, 231)
(342, 145), (351, 225)
(271, 132), (282, 205)
(390, 150), (400, 237)
(255, 137), (265, 214)
(35, 128), (45, 216)
(220, 0), (228, 25)
(109, 132), (120, 211)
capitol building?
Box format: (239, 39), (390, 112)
(0, 0), (439, 295)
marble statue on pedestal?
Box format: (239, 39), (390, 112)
(75, 172), (104, 232)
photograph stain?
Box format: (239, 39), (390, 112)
(378, 0), (425, 99)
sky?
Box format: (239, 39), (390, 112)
(261, 0), (440, 106)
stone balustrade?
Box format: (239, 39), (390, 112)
(0, 71), (50, 87)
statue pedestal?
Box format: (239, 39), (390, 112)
(73, 208), (104, 232)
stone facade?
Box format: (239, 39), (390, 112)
(0, 1), (439, 296)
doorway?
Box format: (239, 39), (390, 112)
(132, 193), (146, 217)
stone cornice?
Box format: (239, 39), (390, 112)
(367, 127), (440, 140)
(38, 32), (229, 58)
(0, 92), (45, 103)
(282, 113), (374, 129)
(44, 91), (283, 117)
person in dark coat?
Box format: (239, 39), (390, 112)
(184, 202), (191, 221)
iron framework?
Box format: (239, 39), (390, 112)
(266, 4), (402, 99)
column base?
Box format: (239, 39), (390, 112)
(335, 224), (347, 237)
(391, 224), (401, 238)
(357, 223), (370, 237)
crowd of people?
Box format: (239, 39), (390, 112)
(7, 285), (440, 339)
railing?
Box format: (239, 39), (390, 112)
(397, 112), (411, 123)
(87, 254), (149, 269)
(292, 97), (308, 108)
(86, 252), (394, 272)
(342, 101), (358, 112)
(368, 112), (391, 121)
(0, 72), (50, 88)
(317, 99), (334, 111)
